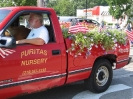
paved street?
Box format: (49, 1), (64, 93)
(12, 48), (133, 99)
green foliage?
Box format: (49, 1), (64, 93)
(47, 0), (108, 16)
(47, 0), (74, 16)
(0, 0), (14, 7)
(13, 0), (37, 6)
(62, 28), (71, 38)
(0, 0), (37, 7)
(63, 28), (128, 58)
(105, 0), (132, 20)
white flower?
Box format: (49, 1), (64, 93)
(95, 45), (98, 48)
(112, 37), (114, 40)
(85, 56), (88, 59)
(114, 39), (117, 43)
(84, 36), (87, 38)
(91, 39), (93, 41)
(102, 46), (105, 50)
(124, 44), (126, 46)
(71, 43), (74, 46)
(89, 47), (92, 50)
(72, 48), (75, 51)
(74, 55), (77, 57)
(112, 47), (115, 49)
(90, 44), (94, 46)
(87, 48), (90, 51)
(66, 50), (68, 53)
(78, 53), (81, 55)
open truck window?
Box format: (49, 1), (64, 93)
(3, 12), (55, 43)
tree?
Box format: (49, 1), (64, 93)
(105, 0), (133, 27)
(105, 0), (132, 20)
(47, 0), (108, 16)
(47, 0), (75, 16)
(0, 0), (37, 7)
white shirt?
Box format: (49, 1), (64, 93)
(26, 26), (49, 44)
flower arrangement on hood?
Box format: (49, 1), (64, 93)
(62, 21), (128, 58)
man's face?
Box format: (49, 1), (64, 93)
(28, 15), (38, 28)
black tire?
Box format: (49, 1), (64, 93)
(84, 59), (113, 93)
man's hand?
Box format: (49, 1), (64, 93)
(16, 40), (25, 44)
(16, 41), (19, 44)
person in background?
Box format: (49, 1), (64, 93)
(16, 13), (49, 45)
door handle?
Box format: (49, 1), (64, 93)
(52, 50), (60, 55)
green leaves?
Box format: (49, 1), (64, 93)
(63, 28), (128, 58)
(47, 0), (108, 16)
(0, 0), (37, 7)
(105, 0), (132, 19)
(47, 0), (75, 16)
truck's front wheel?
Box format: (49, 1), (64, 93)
(84, 59), (113, 93)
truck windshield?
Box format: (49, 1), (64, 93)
(0, 10), (11, 23)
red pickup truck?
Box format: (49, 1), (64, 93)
(0, 6), (131, 99)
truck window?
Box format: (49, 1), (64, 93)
(3, 12), (55, 43)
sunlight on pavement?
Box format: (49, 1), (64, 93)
(72, 84), (131, 99)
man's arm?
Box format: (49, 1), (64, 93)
(16, 38), (45, 45)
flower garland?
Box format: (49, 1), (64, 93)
(62, 22), (128, 58)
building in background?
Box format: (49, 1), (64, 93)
(76, 6), (128, 27)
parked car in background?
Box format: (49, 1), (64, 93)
(58, 17), (99, 26)
(71, 18), (100, 26)
(58, 16), (77, 22)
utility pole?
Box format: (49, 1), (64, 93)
(37, 0), (45, 7)
(86, 0), (87, 19)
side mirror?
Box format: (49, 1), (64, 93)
(0, 37), (16, 48)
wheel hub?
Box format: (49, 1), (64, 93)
(96, 66), (109, 86)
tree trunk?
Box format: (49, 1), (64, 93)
(37, 0), (44, 7)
